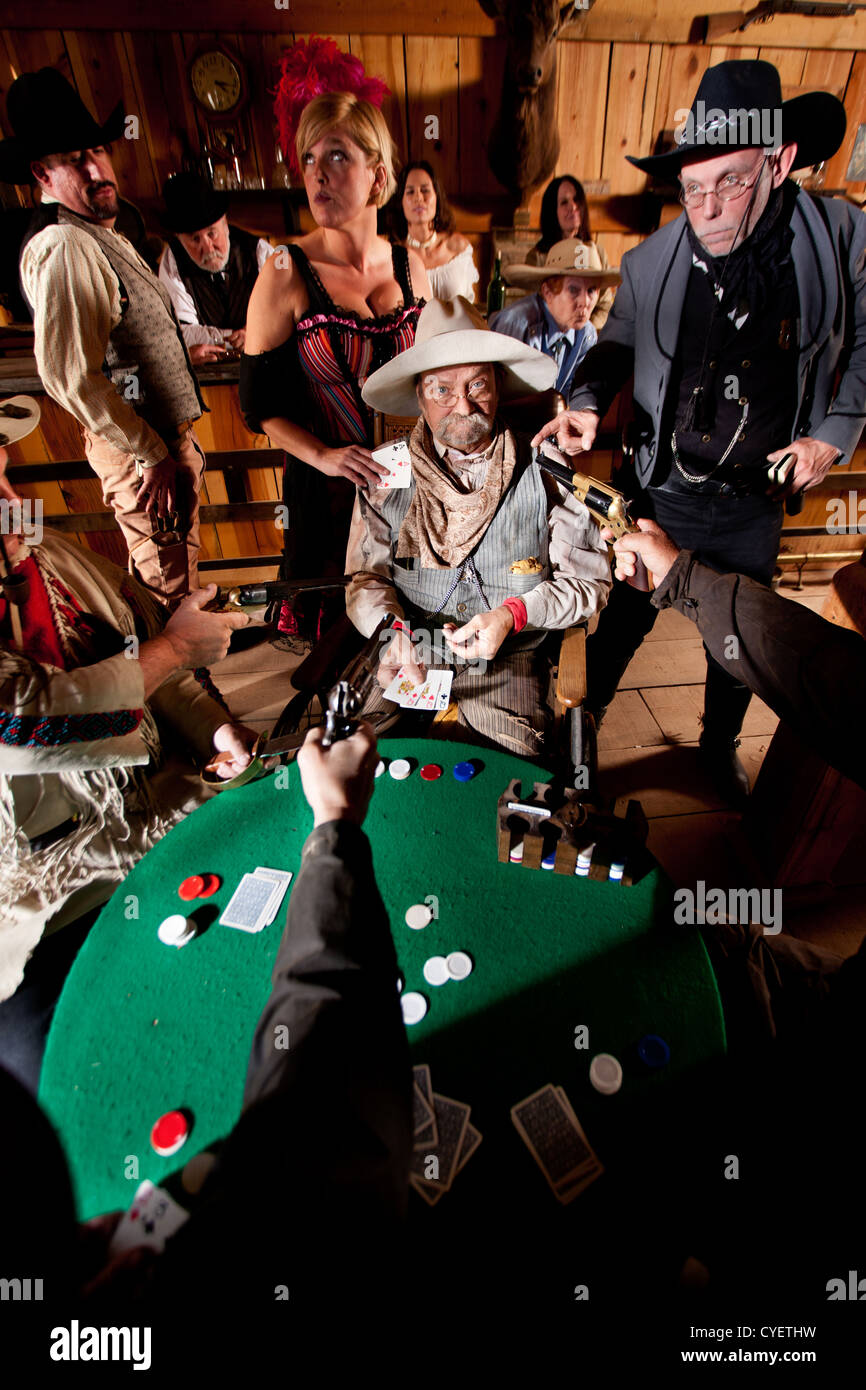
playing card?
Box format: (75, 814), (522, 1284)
(382, 667), (453, 710)
(383, 666), (421, 706)
(410, 1173), (444, 1206)
(409, 1092), (470, 1193)
(511, 1084), (600, 1195)
(413, 1080), (434, 1136)
(413, 1064), (434, 1110)
(109, 1180), (190, 1255)
(220, 868), (292, 932)
(455, 1122), (482, 1176)
(372, 439), (412, 489)
(253, 867), (293, 925)
(432, 668), (453, 710)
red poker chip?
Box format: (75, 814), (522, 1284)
(420, 764), (443, 781)
(178, 875), (205, 901)
(197, 873), (221, 898)
(151, 1109), (190, 1157)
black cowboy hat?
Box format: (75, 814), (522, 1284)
(628, 60), (846, 178)
(0, 68), (125, 185)
(161, 172), (229, 235)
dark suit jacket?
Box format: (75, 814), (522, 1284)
(570, 189), (866, 486)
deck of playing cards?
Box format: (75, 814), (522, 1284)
(219, 866), (293, 933)
(383, 666), (454, 711)
(372, 439), (412, 489)
(511, 1083), (604, 1203)
(410, 1064), (482, 1207)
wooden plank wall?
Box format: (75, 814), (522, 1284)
(1, 28), (863, 226)
(1, 23), (863, 567)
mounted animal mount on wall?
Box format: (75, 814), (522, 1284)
(479, 0), (593, 204)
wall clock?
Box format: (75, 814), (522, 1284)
(189, 48), (247, 121)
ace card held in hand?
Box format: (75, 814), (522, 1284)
(372, 439), (412, 489)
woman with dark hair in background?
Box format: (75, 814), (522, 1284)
(388, 160), (478, 302)
(531, 174), (614, 330)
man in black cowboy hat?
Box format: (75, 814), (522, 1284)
(534, 60), (866, 806)
(0, 69), (208, 608)
(158, 172), (273, 365)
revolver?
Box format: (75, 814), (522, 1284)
(534, 448), (651, 591)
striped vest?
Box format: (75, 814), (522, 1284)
(376, 440), (550, 652)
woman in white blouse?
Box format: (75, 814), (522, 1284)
(388, 160), (479, 303)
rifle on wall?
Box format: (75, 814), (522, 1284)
(699, 0), (865, 43)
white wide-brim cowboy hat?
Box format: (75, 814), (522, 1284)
(0, 396), (41, 447)
(505, 239), (622, 291)
(362, 296), (556, 417)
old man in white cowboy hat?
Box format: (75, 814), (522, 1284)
(533, 58), (866, 807)
(490, 241), (621, 400)
(345, 295), (610, 757)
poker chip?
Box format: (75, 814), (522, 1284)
(401, 991), (428, 1025)
(151, 1109), (190, 1157)
(422, 955), (450, 987)
(157, 914), (195, 948)
(375, 759), (387, 778)
(575, 846), (594, 877)
(178, 875), (204, 901)
(541, 852), (556, 871)
(420, 764), (443, 781)
(445, 951), (473, 981)
(589, 1053), (623, 1095)
(396, 974), (404, 994)
(453, 761), (475, 782)
(609, 861), (625, 883)
(389, 758), (411, 781)
(197, 873), (221, 898)
(405, 903), (433, 930)
(637, 1034), (670, 1069)
(509, 841), (524, 862)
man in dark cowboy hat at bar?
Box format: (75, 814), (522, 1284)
(158, 172), (273, 365)
(534, 60), (866, 805)
(0, 68), (207, 608)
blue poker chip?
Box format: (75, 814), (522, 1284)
(453, 761), (476, 783)
(541, 852), (556, 870)
(637, 1034), (670, 1069)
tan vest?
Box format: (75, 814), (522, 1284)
(57, 207), (203, 439)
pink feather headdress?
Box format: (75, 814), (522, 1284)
(273, 36), (390, 179)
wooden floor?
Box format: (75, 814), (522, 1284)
(211, 566), (865, 960)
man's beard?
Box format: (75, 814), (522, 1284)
(195, 248), (230, 273)
(434, 410), (494, 452)
(84, 182), (118, 220)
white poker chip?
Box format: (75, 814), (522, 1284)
(589, 1052), (623, 1095)
(405, 903), (433, 930)
(422, 955), (450, 987)
(446, 951), (473, 981)
(401, 991), (428, 1025)
(397, 974), (404, 993)
(157, 914), (195, 948)
(509, 841), (524, 862)
(388, 758), (411, 781)
(375, 759), (387, 778)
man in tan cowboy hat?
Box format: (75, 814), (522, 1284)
(345, 296), (610, 757)
(490, 241), (621, 400)
(0, 68), (208, 608)
(0, 398), (255, 1079)
(533, 58), (865, 807)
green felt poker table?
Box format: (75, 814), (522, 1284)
(39, 738), (726, 1235)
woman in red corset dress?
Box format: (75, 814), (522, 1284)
(240, 93), (429, 644)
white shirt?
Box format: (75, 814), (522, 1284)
(158, 235), (273, 346)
